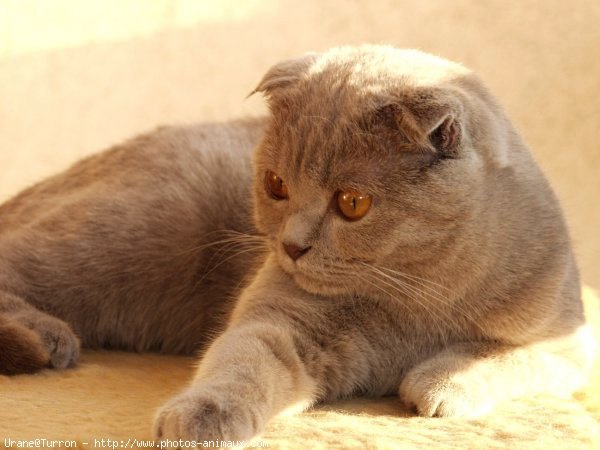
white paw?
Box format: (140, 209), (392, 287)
(400, 359), (494, 418)
(154, 388), (257, 443)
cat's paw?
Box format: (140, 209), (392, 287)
(154, 388), (257, 443)
(399, 358), (494, 418)
(16, 314), (80, 369)
(0, 318), (50, 374)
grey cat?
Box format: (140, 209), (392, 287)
(0, 46), (594, 441)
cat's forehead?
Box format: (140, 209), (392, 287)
(260, 114), (396, 194)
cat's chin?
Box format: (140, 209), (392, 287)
(275, 253), (356, 297)
(291, 272), (353, 297)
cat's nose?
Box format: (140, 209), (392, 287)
(283, 242), (311, 261)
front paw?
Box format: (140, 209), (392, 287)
(154, 388), (257, 443)
(400, 358), (494, 418)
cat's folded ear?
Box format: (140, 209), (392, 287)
(375, 93), (463, 157)
(249, 53), (319, 98)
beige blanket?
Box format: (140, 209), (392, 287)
(1, 287), (598, 449)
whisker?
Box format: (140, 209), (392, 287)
(176, 231), (265, 257)
(191, 245), (268, 292)
(362, 263), (485, 335)
(367, 266), (453, 319)
(372, 265), (453, 294)
(200, 239), (263, 274)
(356, 271), (448, 343)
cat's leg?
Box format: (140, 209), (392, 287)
(0, 290), (80, 373)
(0, 314), (49, 374)
(399, 326), (595, 417)
(154, 321), (321, 442)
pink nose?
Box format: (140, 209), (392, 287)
(283, 242), (311, 261)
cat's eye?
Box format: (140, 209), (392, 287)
(264, 170), (289, 200)
(337, 190), (372, 220)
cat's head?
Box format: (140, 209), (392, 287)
(251, 45), (505, 297)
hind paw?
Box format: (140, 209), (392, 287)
(12, 313), (80, 369)
(0, 318), (49, 374)
(34, 317), (80, 369)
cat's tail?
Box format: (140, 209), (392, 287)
(0, 314), (49, 375)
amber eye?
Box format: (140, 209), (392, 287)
(337, 190), (372, 220)
(264, 170), (289, 200)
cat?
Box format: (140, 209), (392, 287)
(0, 46), (595, 442)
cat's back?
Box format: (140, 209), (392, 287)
(0, 118), (267, 353)
(0, 118), (266, 231)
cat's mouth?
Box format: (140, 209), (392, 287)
(291, 271), (353, 296)
(275, 251), (360, 296)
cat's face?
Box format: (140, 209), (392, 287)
(252, 46), (486, 297)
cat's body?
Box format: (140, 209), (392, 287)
(0, 120), (264, 361)
(0, 46), (595, 440)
